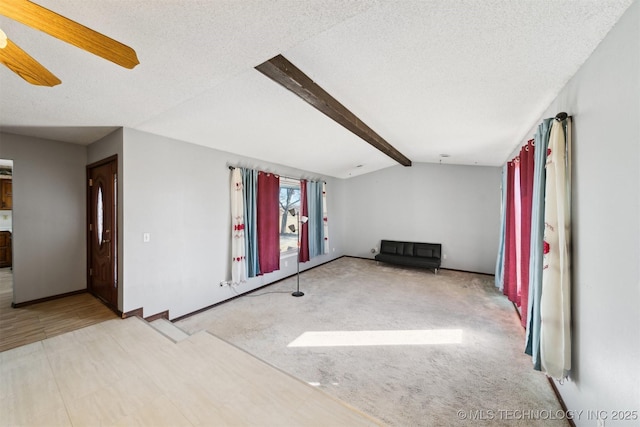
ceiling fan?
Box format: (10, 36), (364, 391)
(0, 0), (139, 86)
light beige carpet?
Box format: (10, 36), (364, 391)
(177, 257), (567, 426)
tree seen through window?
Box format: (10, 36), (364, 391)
(279, 181), (300, 253)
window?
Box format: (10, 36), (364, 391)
(279, 179), (300, 254)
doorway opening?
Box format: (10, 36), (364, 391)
(0, 159), (13, 308)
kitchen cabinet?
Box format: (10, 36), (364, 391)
(0, 231), (11, 268)
(0, 180), (11, 210)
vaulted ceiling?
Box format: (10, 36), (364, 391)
(0, 0), (633, 178)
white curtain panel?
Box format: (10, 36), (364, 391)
(230, 168), (246, 284)
(540, 118), (572, 380)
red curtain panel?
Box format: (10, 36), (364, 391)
(503, 161), (518, 303)
(257, 172), (280, 274)
(519, 141), (535, 327)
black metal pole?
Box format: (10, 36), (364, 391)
(292, 213), (304, 297)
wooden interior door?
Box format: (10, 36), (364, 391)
(87, 156), (117, 310)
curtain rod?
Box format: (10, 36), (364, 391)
(228, 165), (325, 183)
(508, 112), (572, 162)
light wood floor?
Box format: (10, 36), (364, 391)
(0, 268), (118, 353)
(0, 268), (380, 425)
(1, 316), (381, 426)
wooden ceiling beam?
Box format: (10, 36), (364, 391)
(255, 54), (411, 167)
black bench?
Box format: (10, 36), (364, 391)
(374, 240), (442, 274)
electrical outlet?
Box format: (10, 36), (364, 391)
(443, 254), (447, 260)
(284, 260), (288, 267)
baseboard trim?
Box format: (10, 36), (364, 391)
(547, 378), (576, 427)
(11, 289), (88, 308)
(145, 310), (169, 322)
(172, 256), (345, 323)
(441, 267), (495, 277)
(122, 307), (143, 319)
(512, 302), (522, 321)
(345, 255), (376, 261)
(169, 255), (493, 324)
(349, 256), (495, 277)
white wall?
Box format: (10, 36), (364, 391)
(0, 133), (87, 303)
(516, 1), (640, 422)
(343, 162), (501, 274)
(121, 128), (346, 319)
(0, 127), (346, 316)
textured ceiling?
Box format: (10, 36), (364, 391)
(0, 0), (634, 178)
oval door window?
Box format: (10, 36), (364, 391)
(97, 185), (104, 246)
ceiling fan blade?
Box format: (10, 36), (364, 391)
(0, 0), (139, 69)
(0, 37), (61, 86)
